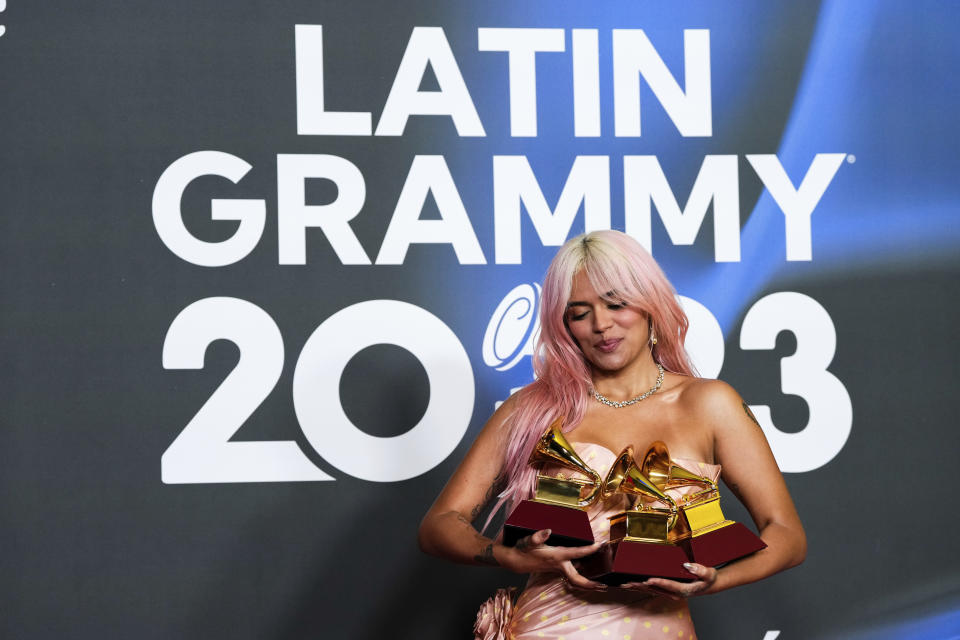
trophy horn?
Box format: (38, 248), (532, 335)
(530, 418), (603, 507)
(601, 446), (635, 500)
(641, 441), (716, 491)
(602, 445), (677, 509)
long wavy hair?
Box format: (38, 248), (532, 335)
(488, 230), (696, 529)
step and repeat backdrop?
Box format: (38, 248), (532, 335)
(2, 1), (958, 638)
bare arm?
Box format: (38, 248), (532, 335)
(642, 381), (806, 597)
(418, 394), (605, 588)
(417, 394), (515, 566)
(701, 386), (806, 593)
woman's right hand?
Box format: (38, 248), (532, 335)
(500, 529), (608, 590)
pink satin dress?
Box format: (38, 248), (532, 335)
(506, 443), (718, 640)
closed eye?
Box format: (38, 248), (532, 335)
(567, 302), (626, 321)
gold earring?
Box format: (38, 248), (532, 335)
(651, 335), (658, 345)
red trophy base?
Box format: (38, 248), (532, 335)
(503, 500), (594, 547)
(578, 540), (696, 585)
(687, 522), (767, 567)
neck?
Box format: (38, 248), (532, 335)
(591, 353), (662, 401)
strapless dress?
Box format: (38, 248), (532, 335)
(476, 443), (719, 640)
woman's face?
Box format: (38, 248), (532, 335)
(564, 271), (651, 374)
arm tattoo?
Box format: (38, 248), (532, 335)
(742, 401), (762, 429)
(469, 471), (508, 526)
(474, 543), (498, 566)
(447, 471), (508, 566)
(454, 514), (499, 566)
(468, 502), (483, 525)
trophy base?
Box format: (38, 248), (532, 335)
(687, 522), (767, 567)
(578, 539), (696, 585)
(503, 499), (594, 547)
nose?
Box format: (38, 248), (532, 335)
(592, 306), (613, 333)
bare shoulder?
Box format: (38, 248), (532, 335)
(673, 376), (737, 406)
(674, 378), (757, 432)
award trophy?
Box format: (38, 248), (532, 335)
(502, 418), (602, 548)
(643, 442), (767, 567)
(579, 446), (696, 584)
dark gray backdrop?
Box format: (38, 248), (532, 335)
(2, 2), (958, 638)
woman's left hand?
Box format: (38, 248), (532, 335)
(619, 563), (718, 600)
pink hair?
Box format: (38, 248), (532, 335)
(486, 230), (696, 531)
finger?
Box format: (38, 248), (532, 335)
(617, 581), (658, 593)
(643, 577), (699, 591)
(561, 561), (607, 591)
(516, 529), (551, 551)
(558, 541), (604, 560)
(531, 529), (552, 545)
(639, 580), (683, 600)
(642, 577), (677, 590)
(642, 578), (700, 599)
(682, 562), (717, 584)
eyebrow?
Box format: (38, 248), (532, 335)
(566, 291), (620, 308)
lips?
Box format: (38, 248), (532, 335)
(595, 338), (622, 353)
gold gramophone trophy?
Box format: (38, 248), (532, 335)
(643, 441), (766, 567)
(503, 418), (602, 547)
(579, 445), (696, 584)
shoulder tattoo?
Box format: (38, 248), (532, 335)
(742, 401), (762, 429)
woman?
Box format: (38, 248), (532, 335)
(418, 230), (806, 639)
